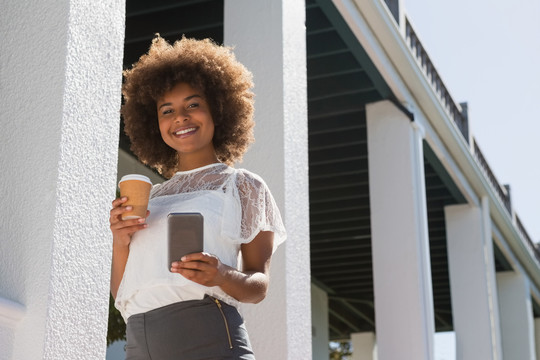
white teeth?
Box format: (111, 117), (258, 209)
(175, 127), (196, 135)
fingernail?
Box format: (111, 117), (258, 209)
(180, 256), (187, 262)
(125, 206), (132, 211)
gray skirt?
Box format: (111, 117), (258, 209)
(125, 296), (255, 360)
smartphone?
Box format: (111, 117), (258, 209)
(167, 212), (204, 271)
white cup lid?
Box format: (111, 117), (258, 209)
(118, 174), (153, 186)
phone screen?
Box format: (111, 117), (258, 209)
(167, 213), (204, 271)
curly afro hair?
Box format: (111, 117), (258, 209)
(121, 35), (255, 178)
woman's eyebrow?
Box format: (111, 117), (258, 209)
(157, 95), (202, 110)
(184, 94), (202, 101)
(158, 102), (172, 110)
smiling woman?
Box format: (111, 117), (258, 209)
(121, 35), (255, 178)
(109, 35), (287, 360)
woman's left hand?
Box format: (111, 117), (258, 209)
(172, 231), (274, 303)
(170, 253), (229, 287)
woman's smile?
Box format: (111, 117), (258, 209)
(173, 126), (199, 138)
(156, 82), (217, 169)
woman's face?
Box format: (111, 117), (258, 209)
(157, 82), (216, 160)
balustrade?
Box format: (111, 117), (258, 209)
(404, 18), (469, 142)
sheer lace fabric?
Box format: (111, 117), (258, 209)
(115, 163), (286, 321)
(151, 163), (286, 246)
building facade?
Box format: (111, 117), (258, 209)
(1, 0), (539, 359)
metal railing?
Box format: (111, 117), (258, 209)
(471, 138), (540, 262)
(516, 215), (540, 263)
(471, 138), (512, 214)
(404, 18), (469, 143)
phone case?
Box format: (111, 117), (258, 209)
(167, 212), (204, 271)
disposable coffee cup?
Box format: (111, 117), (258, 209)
(118, 174), (152, 220)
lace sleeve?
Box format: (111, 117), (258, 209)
(226, 169), (286, 252)
(149, 183), (162, 199)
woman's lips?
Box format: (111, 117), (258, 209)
(173, 127), (198, 138)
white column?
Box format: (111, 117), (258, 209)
(366, 100), (435, 360)
(444, 201), (502, 360)
(497, 271), (536, 360)
(312, 284), (330, 360)
(224, 1), (311, 359)
(535, 318), (540, 359)
(351, 332), (376, 360)
(0, 1), (125, 359)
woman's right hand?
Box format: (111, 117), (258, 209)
(109, 197), (149, 248)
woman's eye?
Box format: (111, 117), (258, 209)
(188, 103), (199, 109)
(161, 109), (173, 115)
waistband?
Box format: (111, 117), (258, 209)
(127, 295), (230, 322)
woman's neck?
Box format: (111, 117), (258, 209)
(177, 152), (220, 172)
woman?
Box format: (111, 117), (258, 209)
(109, 35), (286, 359)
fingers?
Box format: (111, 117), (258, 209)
(110, 197), (129, 224)
(109, 196), (149, 248)
(171, 253), (223, 286)
(112, 196), (127, 208)
(179, 252), (215, 263)
(110, 197), (150, 225)
(110, 216), (147, 248)
(170, 253), (211, 272)
(171, 266), (219, 286)
(110, 217), (147, 231)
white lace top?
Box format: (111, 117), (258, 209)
(115, 163), (286, 322)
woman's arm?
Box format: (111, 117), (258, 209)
(170, 230), (274, 303)
(109, 197), (149, 299)
(110, 244), (130, 299)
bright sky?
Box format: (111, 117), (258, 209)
(404, 0), (540, 245)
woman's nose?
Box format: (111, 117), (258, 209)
(174, 113), (189, 122)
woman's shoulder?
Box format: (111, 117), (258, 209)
(231, 167), (267, 190)
(149, 182), (163, 197)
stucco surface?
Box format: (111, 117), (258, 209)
(367, 101), (435, 360)
(0, 0), (125, 358)
(497, 271), (536, 360)
(224, 0), (311, 359)
(0, 2), (69, 358)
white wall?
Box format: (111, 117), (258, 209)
(0, 0), (125, 358)
(444, 203), (502, 359)
(312, 284), (330, 360)
(535, 318), (540, 359)
(497, 271), (536, 360)
(367, 100), (435, 360)
(224, 0), (312, 359)
(351, 332), (376, 360)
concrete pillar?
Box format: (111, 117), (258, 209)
(366, 100), (434, 360)
(497, 271), (536, 360)
(224, 1), (311, 359)
(351, 332), (376, 360)
(312, 284), (329, 360)
(535, 318), (540, 359)
(0, 0), (125, 359)
(444, 201), (502, 360)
